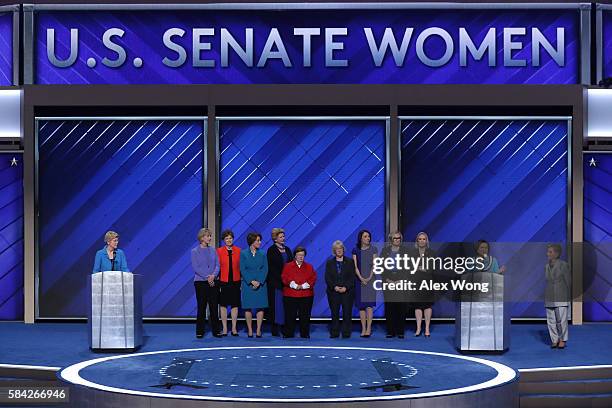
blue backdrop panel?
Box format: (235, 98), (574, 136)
(401, 118), (569, 318)
(38, 119), (204, 318)
(219, 119), (386, 317)
(584, 153), (612, 321)
(604, 10), (612, 79)
(0, 11), (12, 86)
(0, 153), (23, 320)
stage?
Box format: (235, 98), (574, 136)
(2, 323), (612, 407)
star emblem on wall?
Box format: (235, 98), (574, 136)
(10, 157), (18, 167)
(588, 157), (597, 167)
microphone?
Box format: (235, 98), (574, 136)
(111, 249), (117, 271)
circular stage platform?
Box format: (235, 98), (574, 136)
(59, 346), (518, 407)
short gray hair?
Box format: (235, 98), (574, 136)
(547, 243), (563, 257)
(331, 240), (345, 255)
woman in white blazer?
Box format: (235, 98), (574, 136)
(545, 244), (571, 349)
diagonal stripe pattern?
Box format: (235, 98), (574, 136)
(0, 153), (23, 319)
(219, 120), (386, 317)
(34, 9), (578, 85)
(0, 12), (12, 86)
(604, 11), (612, 80)
(583, 153), (612, 321)
(401, 119), (568, 318)
(38, 119), (205, 318)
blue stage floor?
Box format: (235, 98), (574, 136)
(60, 346), (513, 400)
(1, 322), (611, 371)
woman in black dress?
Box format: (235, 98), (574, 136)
(380, 231), (408, 339)
(266, 228), (293, 336)
(409, 232), (435, 337)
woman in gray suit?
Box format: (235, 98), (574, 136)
(545, 244), (571, 349)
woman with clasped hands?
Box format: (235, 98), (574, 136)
(93, 231), (129, 273)
(325, 240), (355, 338)
(281, 246), (316, 338)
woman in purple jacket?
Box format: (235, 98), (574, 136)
(192, 228), (222, 338)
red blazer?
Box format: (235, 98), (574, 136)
(281, 261), (317, 298)
(217, 246), (241, 283)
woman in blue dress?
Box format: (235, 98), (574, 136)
(240, 232), (268, 338)
(352, 229), (378, 337)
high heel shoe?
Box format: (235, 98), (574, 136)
(248, 332), (254, 338)
(425, 332), (431, 338)
(231, 331), (239, 337)
(414, 330), (421, 337)
(256, 333), (262, 338)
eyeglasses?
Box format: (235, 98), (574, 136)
(392, 237), (401, 240)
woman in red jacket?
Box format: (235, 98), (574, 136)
(281, 246), (316, 338)
(217, 229), (241, 336)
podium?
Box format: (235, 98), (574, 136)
(455, 272), (510, 351)
(88, 271), (142, 351)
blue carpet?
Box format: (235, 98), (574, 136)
(1, 322), (611, 370)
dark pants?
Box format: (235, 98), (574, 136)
(266, 284), (281, 335)
(194, 281), (220, 335)
(283, 296), (313, 338)
(327, 291), (354, 337)
(385, 301), (406, 336)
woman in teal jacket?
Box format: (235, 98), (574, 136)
(240, 232), (268, 337)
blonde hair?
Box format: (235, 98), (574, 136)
(104, 231), (119, 243)
(388, 231), (403, 241)
(414, 231), (430, 249)
(271, 228), (285, 241)
(332, 240), (345, 255)
(197, 228), (212, 242)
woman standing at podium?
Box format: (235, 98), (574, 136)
(217, 230), (241, 336)
(192, 228), (222, 338)
(474, 240), (506, 274)
(92, 231), (129, 272)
